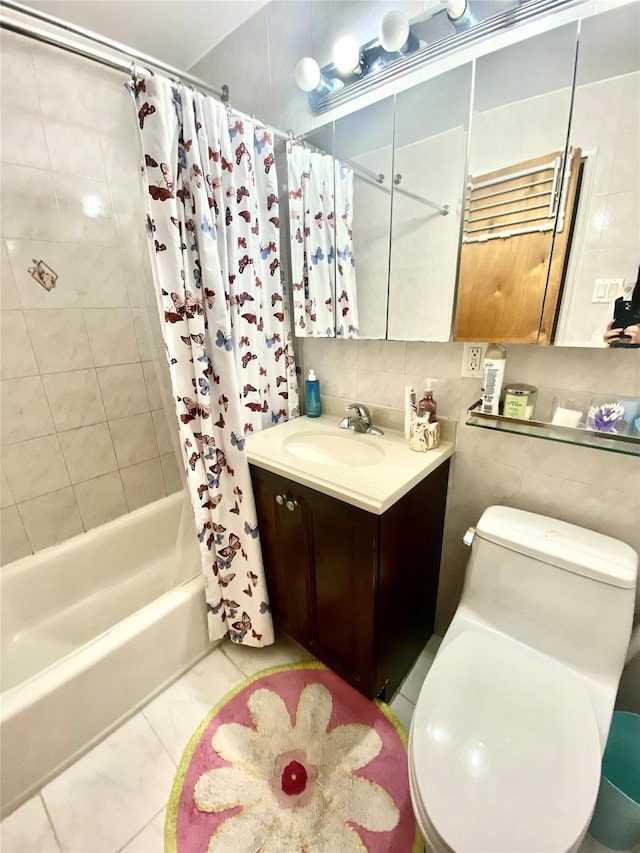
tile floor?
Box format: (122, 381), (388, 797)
(0, 633), (626, 853)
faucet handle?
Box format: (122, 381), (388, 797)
(345, 402), (371, 423)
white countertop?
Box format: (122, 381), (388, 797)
(246, 415), (454, 515)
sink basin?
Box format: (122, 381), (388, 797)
(283, 430), (386, 468)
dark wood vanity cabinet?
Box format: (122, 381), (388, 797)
(250, 459), (450, 700)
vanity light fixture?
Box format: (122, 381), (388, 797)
(332, 36), (365, 76)
(441, 0), (477, 31)
(294, 2), (485, 111)
(294, 57), (343, 96)
(379, 10), (420, 54)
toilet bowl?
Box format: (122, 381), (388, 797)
(408, 506), (638, 853)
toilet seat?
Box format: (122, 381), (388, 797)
(410, 630), (601, 853)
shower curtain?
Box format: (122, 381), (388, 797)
(130, 75), (298, 646)
(286, 143), (359, 338)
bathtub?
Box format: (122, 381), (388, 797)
(0, 491), (212, 818)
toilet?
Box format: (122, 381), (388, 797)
(409, 506), (638, 853)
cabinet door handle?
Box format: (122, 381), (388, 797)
(286, 499), (298, 512)
(275, 494), (285, 506)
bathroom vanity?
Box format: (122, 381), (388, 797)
(246, 416), (453, 700)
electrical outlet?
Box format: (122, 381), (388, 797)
(462, 343), (484, 377)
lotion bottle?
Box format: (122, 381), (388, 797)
(418, 379), (438, 422)
(305, 369), (321, 418)
(481, 344), (506, 415)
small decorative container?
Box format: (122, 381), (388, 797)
(503, 384), (538, 420)
(409, 416), (440, 452)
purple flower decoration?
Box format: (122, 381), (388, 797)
(588, 402), (625, 434)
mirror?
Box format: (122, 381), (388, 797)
(552, 2), (640, 347)
(388, 64), (472, 341)
(333, 97), (394, 339)
(287, 122), (338, 338)
(287, 8), (636, 348)
(453, 23), (579, 344)
(289, 98), (393, 339)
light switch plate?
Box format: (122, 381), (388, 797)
(592, 278), (625, 303)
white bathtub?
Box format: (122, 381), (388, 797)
(0, 491), (212, 818)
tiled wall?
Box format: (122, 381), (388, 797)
(193, 0), (640, 645)
(0, 32), (182, 566)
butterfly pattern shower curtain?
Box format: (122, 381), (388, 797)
(130, 75), (298, 646)
(286, 143), (359, 338)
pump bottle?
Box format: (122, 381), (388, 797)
(305, 369), (321, 418)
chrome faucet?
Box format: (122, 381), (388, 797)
(338, 403), (384, 436)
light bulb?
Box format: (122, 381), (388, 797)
(379, 11), (410, 52)
(295, 57), (321, 92)
(332, 36), (362, 75)
(440, 0), (476, 30)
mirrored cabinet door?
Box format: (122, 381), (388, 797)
(288, 123), (339, 338)
(552, 2), (640, 347)
(334, 97), (395, 339)
(453, 23), (579, 344)
(388, 64), (472, 341)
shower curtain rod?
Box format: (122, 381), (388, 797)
(292, 139), (450, 215)
(0, 0), (290, 142)
(0, 0), (448, 215)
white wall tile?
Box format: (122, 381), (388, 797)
(1, 434), (70, 502)
(0, 505), (32, 565)
(24, 309), (93, 374)
(120, 457), (166, 510)
(0, 31), (38, 111)
(97, 363), (148, 419)
(109, 412), (157, 468)
(0, 376), (55, 444)
(1, 240), (21, 310)
(142, 361), (163, 409)
(5, 239), (78, 310)
(32, 43), (98, 127)
(53, 174), (118, 247)
(151, 409), (174, 456)
(0, 165), (64, 242)
(160, 452), (183, 495)
(44, 121), (106, 180)
(0, 311), (39, 379)
(58, 422), (118, 483)
(43, 368), (107, 431)
(69, 245), (130, 308)
(18, 486), (83, 552)
(0, 105), (50, 170)
(84, 307), (139, 366)
(74, 471), (128, 530)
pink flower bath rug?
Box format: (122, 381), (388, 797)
(165, 662), (420, 852)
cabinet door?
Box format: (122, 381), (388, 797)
(250, 466), (307, 640)
(299, 486), (379, 697)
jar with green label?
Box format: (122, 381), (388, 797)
(503, 384), (537, 420)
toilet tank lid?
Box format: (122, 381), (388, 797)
(476, 506), (638, 589)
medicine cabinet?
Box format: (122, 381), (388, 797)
(286, 2), (639, 348)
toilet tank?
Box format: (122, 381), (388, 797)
(460, 506), (638, 687)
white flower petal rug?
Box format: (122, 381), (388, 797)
(166, 661), (420, 852)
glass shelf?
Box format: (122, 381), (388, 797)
(466, 401), (640, 457)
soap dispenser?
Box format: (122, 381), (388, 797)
(305, 369), (321, 418)
(417, 379), (438, 423)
